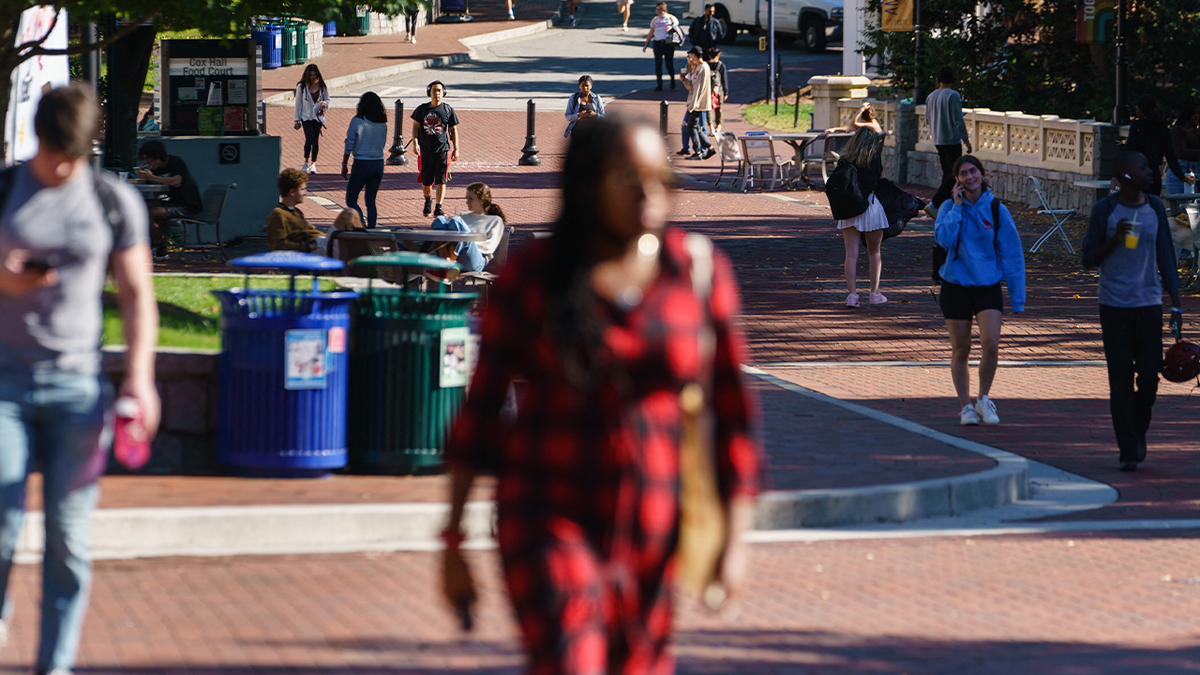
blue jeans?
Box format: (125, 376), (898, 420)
(680, 111), (711, 153)
(346, 159), (385, 228)
(1165, 159), (1200, 197)
(431, 215), (486, 272)
(0, 369), (109, 671)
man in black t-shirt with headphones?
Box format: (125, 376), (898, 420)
(411, 80), (461, 218)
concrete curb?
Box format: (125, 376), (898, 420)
(262, 19), (556, 105)
(9, 366), (1037, 562)
(744, 367), (1030, 528)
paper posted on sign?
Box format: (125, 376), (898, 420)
(5, 6), (70, 166)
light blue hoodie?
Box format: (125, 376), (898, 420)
(934, 189), (1026, 312)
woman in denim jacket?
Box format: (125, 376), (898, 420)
(564, 75), (605, 137)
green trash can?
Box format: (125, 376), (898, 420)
(347, 252), (478, 474)
(281, 20), (297, 66)
(294, 21), (308, 63)
(357, 7), (371, 36)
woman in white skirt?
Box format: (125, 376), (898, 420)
(835, 125), (888, 307)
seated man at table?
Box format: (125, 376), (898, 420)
(135, 140), (202, 259)
(267, 168), (326, 253)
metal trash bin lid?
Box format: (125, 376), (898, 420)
(230, 251), (346, 272)
(350, 251), (459, 271)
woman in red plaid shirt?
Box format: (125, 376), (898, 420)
(442, 117), (761, 675)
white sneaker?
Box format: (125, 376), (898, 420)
(301, 161), (309, 173)
(569, 15), (576, 26)
(959, 404), (980, 426)
(622, 24), (629, 31)
(975, 395), (1000, 425)
(307, 163), (317, 174)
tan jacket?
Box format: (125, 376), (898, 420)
(266, 205), (323, 252)
(684, 60), (712, 113)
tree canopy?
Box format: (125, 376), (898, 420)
(859, 0), (1200, 123)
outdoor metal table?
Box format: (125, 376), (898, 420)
(1163, 192), (1199, 217)
(769, 131), (823, 188)
(334, 227), (486, 252)
(129, 182), (170, 198)
(1073, 179), (1114, 204)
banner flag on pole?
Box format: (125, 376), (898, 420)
(5, 6), (69, 166)
(881, 0), (912, 31)
(1077, 0), (1114, 42)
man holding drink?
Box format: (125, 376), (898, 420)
(1082, 150), (1183, 472)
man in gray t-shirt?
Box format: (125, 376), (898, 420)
(925, 66), (973, 210)
(1082, 151), (1183, 472)
(0, 83), (159, 674)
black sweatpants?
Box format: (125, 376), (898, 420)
(302, 120), (323, 162)
(932, 143), (963, 208)
(652, 41), (675, 87)
(1099, 304), (1163, 462)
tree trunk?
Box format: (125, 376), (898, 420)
(104, 24), (156, 170)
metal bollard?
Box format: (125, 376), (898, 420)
(660, 100), (669, 139)
(387, 99), (409, 166)
(519, 99), (541, 166)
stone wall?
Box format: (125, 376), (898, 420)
(103, 348), (221, 475)
(820, 91), (1123, 211)
(368, 10), (426, 36)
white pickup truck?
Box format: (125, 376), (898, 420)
(688, 0), (843, 52)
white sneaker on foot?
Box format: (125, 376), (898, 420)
(622, 24), (628, 30)
(307, 162), (317, 174)
(301, 161), (309, 173)
(845, 293), (860, 308)
(869, 291), (888, 305)
(410, 34), (417, 43)
(975, 395), (1000, 425)
(959, 404), (980, 426)
(570, 15), (576, 26)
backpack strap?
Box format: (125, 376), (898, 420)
(93, 172), (127, 246)
(991, 197), (1001, 250)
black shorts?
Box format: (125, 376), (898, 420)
(418, 151), (450, 187)
(939, 281), (1004, 320)
(163, 205), (201, 219)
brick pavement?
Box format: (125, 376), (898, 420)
(2, 535), (1200, 672)
(763, 365), (1200, 520)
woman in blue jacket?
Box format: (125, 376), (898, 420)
(934, 155), (1026, 426)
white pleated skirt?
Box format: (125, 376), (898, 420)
(836, 194), (888, 232)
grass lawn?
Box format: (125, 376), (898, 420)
(103, 276), (341, 350)
(741, 102), (815, 132)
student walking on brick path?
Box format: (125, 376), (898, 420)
(934, 155), (1024, 426)
(925, 66), (972, 215)
(441, 117), (760, 675)
(341, 91), (389, 228)
(831, 125), (887, 308)
(1082, 151), (1183, 472)
(681, 47), (715, 160)
(1167, 99), (1200, 197)
(1126, 94), (1195, 198)
(293, 64), (329, 174)
(0, 83), (160, 675)
(411, 80), (460, 218)
(643, 3), (681, 91)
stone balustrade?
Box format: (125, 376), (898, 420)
(823, 88), (1122, 212)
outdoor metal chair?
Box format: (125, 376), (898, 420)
(818, 132), (855, 184)
(167, 183), (236, 260)
(1028, 175), (1077, 254)
(458, 225), (514, 302)
(714, 132), (745, 188)
(739, 135), (793, 192)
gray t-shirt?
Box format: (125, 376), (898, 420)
(1098, 200), (1163, 308)
(925, 87), (969, 146)
(0, 165), (148, 373)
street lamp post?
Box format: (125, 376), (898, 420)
(912, 0), (925, 105)
(767, 0), (776, 102)
(1113, 0), (1130, 125)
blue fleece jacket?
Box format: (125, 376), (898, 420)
(934, 189), (1027, 312)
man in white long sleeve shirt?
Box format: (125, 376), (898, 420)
(925, 66), (973, 211)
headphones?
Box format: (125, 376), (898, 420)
(427, 82), (447, 96)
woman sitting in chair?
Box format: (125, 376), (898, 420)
(431, 182), (508, 272)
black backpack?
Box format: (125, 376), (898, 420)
(932, 198), (1002, 283)
(826, 159), (870, 221)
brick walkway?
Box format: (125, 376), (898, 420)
(3, 534), (1200, 672)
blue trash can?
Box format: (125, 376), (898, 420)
(324, 20), (338, 37)
(213, 252), (358, 477)
(261, 22), (283, 69)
